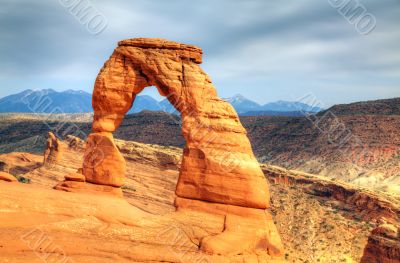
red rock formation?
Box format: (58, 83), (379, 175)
(0, 171), (17, 182)
(361, 223), (400, 263)
(263, 165), (400, 224)
(77, 38), (283, 258)
(64, 172), (85, 182)
(43, 132), (63, 165)
(86, 38), (269, 208)
(83, 132), (125, 187)
(55, 180), (123, 197)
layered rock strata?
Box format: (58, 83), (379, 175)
(361, 223), (400, 263)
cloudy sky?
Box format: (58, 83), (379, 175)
(0, 0), (399, 106)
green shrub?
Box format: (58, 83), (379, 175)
(16, 176), (31, 184)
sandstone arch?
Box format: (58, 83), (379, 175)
(73, 38), (285, 257)
(83, 38), (269, 209)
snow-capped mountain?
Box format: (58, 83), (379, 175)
(0, 90), (323, 116)
(0, 89), (164, 114)
(262, 100), (323, 113)
(224, 94), (262, 114)
(223, 94), (323, 115)
(0, 89), (93, 113)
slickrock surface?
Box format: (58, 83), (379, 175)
(32, 134), (181, 214)
(0, 135), (284, 262)
(0, 182), (286, 263)
(1, 136), (399, 262)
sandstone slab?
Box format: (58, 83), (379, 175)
(54, 180), (123, 198)
(64, 172), (86, 182)
(0, 172), (17, 182)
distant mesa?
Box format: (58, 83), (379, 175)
(318, 97), (400, 116)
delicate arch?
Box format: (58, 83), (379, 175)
(83, 38), (270, 209)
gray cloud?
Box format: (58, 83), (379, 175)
(0, 0), (399, 106)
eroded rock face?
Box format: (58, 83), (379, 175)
(83, 132), (125, 187)
(361, 223), (400, 263)
(115, 139), (182, 169)
(0, 152), (42, 176)
(85, 38), (269, 209)
(43, 132), (63, 165)
(79, 38), (283, 258)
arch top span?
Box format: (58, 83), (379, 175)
(118, 38), (203, 64)
(118, 38), (202, 52)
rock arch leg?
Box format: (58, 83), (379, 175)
(82, 51), (149, 187)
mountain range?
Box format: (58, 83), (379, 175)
(0, 89), (93, 113)
(0, 89), (323, 116)
(225, 94), (323, 114)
